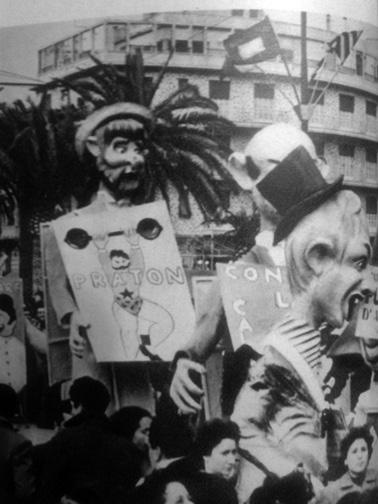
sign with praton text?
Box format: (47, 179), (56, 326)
(52, 201), (195, 362)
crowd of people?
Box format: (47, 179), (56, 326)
(1, 375), (377, 504)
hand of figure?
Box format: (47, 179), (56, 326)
(69, 310), (90, 358)
(124, 228), (139, 246)
(92, 232), (109, 250)
(169, 358), (205, 414)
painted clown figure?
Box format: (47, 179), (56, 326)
(229, 147), (373, 502)
(45, 103), (166, 407)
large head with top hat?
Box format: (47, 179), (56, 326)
(228, 123), (373, 329)
(75, 102), (154, 203)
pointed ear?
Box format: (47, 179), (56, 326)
(227, 153), (254, 191)
(85, 135), (101, 158)
(304, 238), (336, 276)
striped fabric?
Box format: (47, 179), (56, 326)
(310, 29), (362, 82)
(328, 30), (363, 64)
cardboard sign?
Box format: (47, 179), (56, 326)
(217, 262), (291, 352)
(356, 266), (378, 340)
(40, 224), (72, 385)
(0, 277), (26, 392)
(52, 201), (195, 362)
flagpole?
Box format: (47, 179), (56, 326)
(300, 11), (309, 132)
(280, 53), (301, 109)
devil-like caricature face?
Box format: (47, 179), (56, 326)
(286, 191), (373, 329)
(86, 119), (149, 202)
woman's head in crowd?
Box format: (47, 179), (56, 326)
(340, 426), (373, 478)
(195, 418), (240, 481)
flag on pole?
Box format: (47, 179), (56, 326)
(329, 30), (363, 64)
(223, 17), (281, 66)
(310, 30), (363, 82)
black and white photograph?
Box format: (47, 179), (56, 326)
(0, 1), (378, 502)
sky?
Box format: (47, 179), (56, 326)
(0, 0), (377, 102)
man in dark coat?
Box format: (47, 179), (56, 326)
(36, 376), (142, 504)
(0, 384), (35, 504)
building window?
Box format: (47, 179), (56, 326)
(209, 80), (230, 100)
(356, 51), (364, 76)
(366, 148), (377, 180)
(366, 196), (377, 228)
(339, 144), (355, 157)
(249, 10), (259, 18)
(339, 94), (354, 113)
(366, 101), (377, 117)
(157, 39), (172, 52)
(231, 10), (244, 16)
(255, 83), (275, 100)
(178, 78), (189, 89)
(192, 40), (204, 53)
(339, 144), (354, 179)
(366, 148), (377, 164)
(175, 40), (189, 52)
(314, 141), (325, 157)
(366, 196), (377, 214)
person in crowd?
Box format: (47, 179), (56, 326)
(35, 376), (141, 503)
(169, 123), (332, 415)
(159, 418), (239, 504)
(0, 293), (27, 393)
(131, 469), (194, 504)
(316, 427), (378, 504)
(109, 405), (153, 477)
(0, 383), (35, 503)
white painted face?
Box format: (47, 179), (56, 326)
(204, 438), (239, 480)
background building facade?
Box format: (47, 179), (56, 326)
(12, 9), (378, 271)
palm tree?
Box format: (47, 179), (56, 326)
(0, 98), (89, 296)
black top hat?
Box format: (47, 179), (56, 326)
(257, 146), (344, 245)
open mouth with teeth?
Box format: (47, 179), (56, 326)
(346, 293), (365, 321)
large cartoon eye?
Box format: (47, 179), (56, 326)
(136, 218), (163, 240)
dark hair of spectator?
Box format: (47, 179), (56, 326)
(0, 293), (16, 323)
(0, 384), (19, 418)
(340, 426), (374, 464)
(336, 492), (361, 504)
(132, 469), (191, 504)
(109, 406), (152, 440)
(69, 376), (110, 414)
(194, 418), (240, 457)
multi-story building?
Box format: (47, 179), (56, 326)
(36, 9), (378, 265)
